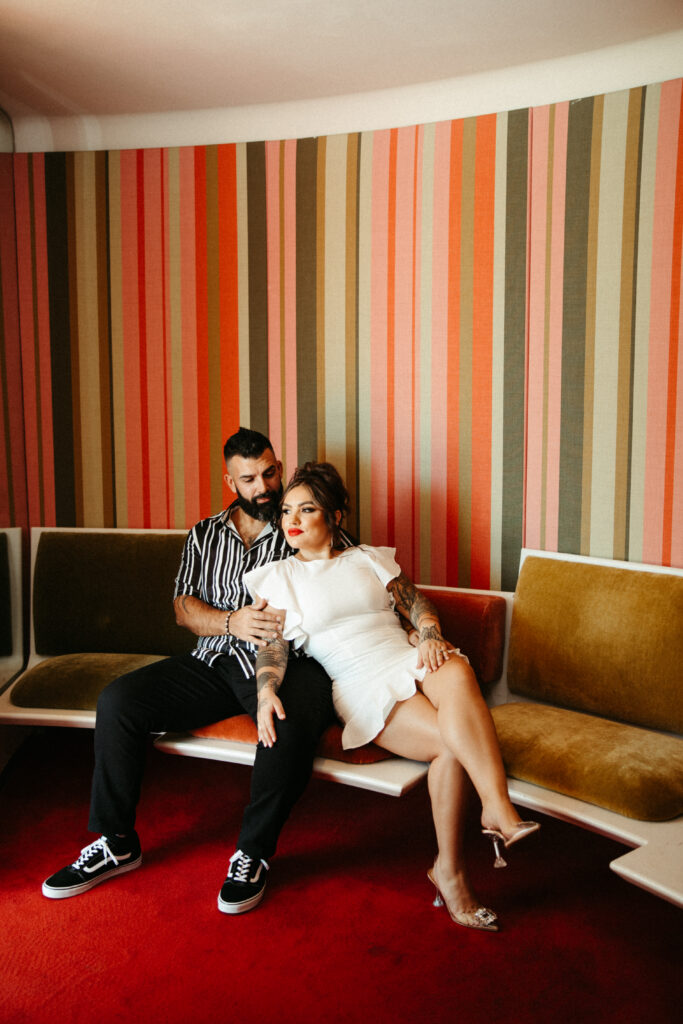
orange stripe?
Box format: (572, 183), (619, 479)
(663, 89), (683, 565)
(194, 147), (211, 517)
(470, 114), (496, 587)
(446, 120), (463, 583)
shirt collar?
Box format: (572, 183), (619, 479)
(222, 500), (277, 543)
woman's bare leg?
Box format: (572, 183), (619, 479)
(419, 657), (521, 836)
(374, 693), (487, 915)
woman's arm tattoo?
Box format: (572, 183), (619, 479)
(388, 572), (437, 626)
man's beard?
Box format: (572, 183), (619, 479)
(234, 483), (283, 523)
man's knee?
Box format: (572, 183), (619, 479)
(95, 664), (154, 721)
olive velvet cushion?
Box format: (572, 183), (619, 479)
(11, 531), (194, 709)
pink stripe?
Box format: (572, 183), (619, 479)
(0, 156), (27, 526)
(370, 131), (391, 544)
(178, 148), (200, 526)
(119, 151), (144, 526)
(30, 155), (56, 525)
(524, 105), (550, 550)
(393, 126), (418, 577)
(412, 127), (423, 578)
(544, 103), (569, 551)
(429, 122), (452, 584)
(143, 149), (168, 526)
(265, 141), (282, 459)
(643, 80), (682, 564)
(283, 140), (298, 475)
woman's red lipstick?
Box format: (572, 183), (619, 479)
(288, 528), (303, 536)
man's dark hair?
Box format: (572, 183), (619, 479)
(223, 427), (275, 464)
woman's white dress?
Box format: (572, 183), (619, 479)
(244, 545), (427, 750)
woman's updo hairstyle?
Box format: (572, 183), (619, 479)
(283, 462), (349, 549)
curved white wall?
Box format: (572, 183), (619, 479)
(9, 30), (683, 152)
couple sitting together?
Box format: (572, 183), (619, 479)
(42, 427), (538, 933)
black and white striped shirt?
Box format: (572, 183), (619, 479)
(174, 501), (353, 678)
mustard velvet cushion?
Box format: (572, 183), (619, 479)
(10, 654), (167, 710)
(191, 717), (392, 765)
(507, 557), (683, 733)
(32, 531), (194, 657)
(492, 702), (683, 821)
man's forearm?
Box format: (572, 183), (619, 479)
(255, 638), (289, 695)
(255, 639), (289, 718)
(173, 594), (229, 636)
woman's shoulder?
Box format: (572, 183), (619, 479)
(348, 544), (401, 579)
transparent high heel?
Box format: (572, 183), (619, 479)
(481, 821), (540, 868)
(427, 865), (499, 932)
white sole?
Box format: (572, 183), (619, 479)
(42, 854), (142, 899)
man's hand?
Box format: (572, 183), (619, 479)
(229, 596), (283, 647)
(256, 684), (286, 747)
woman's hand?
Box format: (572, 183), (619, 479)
(416, 626), (457, 672)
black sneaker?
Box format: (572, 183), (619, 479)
(217, 849), (269, 914)
(42, 834), (142, 899)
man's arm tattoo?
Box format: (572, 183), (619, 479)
(255, 638), (289, 695)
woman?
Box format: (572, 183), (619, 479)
(245, 462), (539, 932)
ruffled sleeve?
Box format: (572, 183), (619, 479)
(357, 545), (402, 587)
(243, 560), (307, 648)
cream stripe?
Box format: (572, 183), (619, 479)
(357, 132), (374, 542)
(323, 134), (349, 463)
(490, 111), (508, 590)
(167, 148), (185, 527)
(74, 152), (104, 525)
(590, 89), (630, 557)
(418, 123), (434, 583)
(236, 143), (251, 426)
(107, 153), (128, 526)
(629, 84), (660, 563)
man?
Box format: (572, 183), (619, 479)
(42, 427), (351, 914)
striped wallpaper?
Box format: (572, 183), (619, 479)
(1, 79), (681, 589)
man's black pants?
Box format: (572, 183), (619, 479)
(88, 652), (336, 862)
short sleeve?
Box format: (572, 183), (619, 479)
(243, 560), (307, 648)
(358, 545), (402, 587)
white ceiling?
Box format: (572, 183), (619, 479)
(1, 0), (682, 122)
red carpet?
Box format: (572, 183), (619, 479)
(1, 729), (681, 1024)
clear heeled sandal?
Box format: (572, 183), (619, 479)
(427, 866), (499, 932)
(481, 821), (540, 868)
